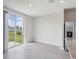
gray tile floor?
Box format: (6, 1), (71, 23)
(4, 42), (71, 59)
(8, 42), (20, 48)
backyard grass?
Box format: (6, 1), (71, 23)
(9, 32), (23, 43)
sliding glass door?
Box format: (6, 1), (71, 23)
(8, 14), (23, 48)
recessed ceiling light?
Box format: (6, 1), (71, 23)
(28, 4), (32, 7)
(60, 0), (64, 3)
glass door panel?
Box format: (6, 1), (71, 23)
(16, 16), (23, 44)
(8, 14), (16, 48)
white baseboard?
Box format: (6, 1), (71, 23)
(36, 40), (64, 50)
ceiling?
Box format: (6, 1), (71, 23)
(3, 0), (76, 17)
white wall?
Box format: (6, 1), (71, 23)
(23, 16), (33, 43)
(33, 12), (64, 48)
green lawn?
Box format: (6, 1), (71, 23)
(9, 31), (23, 43)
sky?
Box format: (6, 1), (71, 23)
(8, 14), (23, 27)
